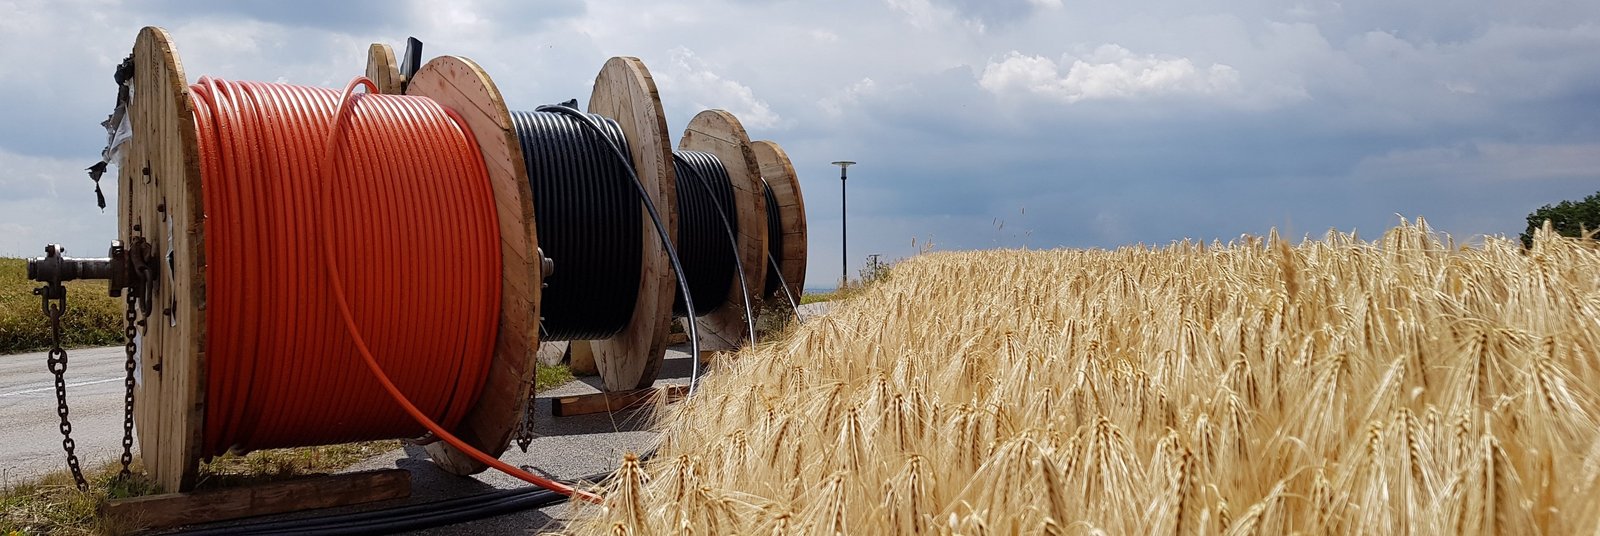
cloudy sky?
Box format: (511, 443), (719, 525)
(1, 0), (1597, 288)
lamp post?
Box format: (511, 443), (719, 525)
(832, 160), (855, 286)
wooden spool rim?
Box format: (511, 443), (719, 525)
(400, 55), (541, 475)
(586, 57), (678, 391)
(127, 26), (207, 492)
(365, 43), (404, 95)
(678, 109), (767, 351)
(750, 140), (807, 304)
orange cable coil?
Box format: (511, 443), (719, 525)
(188, 76), (593, 500)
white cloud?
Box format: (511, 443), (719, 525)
(818, 77), (880, 118)
(810, 29), (841, 43)
(1444, 81), (1479, 95)
(979, 45), (1241, 103)
(0, 147), (81, 202)
(656, 47), (783, 129)
(883, 0), (953, 30)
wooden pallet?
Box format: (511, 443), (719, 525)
(101, 469), (409, 531)
(550, 385), (690, 417)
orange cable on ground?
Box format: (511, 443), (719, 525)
(189, 75), (596, 501)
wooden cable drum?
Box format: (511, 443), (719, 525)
(368, 51), (677, 392)
(123, 27), (538, 492)
(578, 58), (677, 391)
(361, 45), (544, 473)
(751, 140), (807, 304)
(676, 110), (767, 350)
(395, 56), (541, 476)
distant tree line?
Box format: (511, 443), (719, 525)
(1522, 190), (1600, 248)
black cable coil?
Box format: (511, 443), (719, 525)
(512, 110), (640, 340)
(671, 150), (739, 317)
(762, 178), (783, 297)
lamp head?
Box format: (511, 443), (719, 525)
(831, 160), (856, 169)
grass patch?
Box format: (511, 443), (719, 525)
(1, 257), (124, 355)
(799, 289), (845, 304)
(799, 274), (890, 305)
(2, 440), (401, 534)
(2, 461), (159, 536)
(800, 262), (894, 306)
(195, 440), (402, 490)
(537, 363), (575, 391)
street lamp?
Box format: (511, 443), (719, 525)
(832, 161), (855, 286)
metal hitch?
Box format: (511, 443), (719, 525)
(28, 239), (157, 312)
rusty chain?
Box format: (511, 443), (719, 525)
(38, 281), (88, 491)
(118, 292), (139, 480)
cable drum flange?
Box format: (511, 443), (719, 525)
(750, 140), (807, 306)
(676, 110), (767, 351)
(582, 57), (679, 391)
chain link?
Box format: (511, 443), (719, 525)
(118, 292), (139, 480)
(515, 380), (537, 453)
(516, 323), (551, 452)
(40, 288), (89, 491)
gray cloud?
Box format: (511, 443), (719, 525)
(124, 0), (412, 31)
(0, 0), (1596, 288)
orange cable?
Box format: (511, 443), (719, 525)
(190, 76), (597, 501)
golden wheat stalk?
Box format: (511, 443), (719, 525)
(558, 221), (1599, 535)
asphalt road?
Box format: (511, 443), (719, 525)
(0, 346), (130, 486)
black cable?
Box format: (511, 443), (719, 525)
(670, 151), (738, 317)
(169, 488), (557, 536)
(511, 110), (640, 340)
(760, 178), (800, 313)
(761, 178), (784, 297)
(532, 105), (704, 391)
(767, 253), (800, 314)
(169, 447), (665, 536)
(169, 465), (614, 536)
(673, 151), (758, 343)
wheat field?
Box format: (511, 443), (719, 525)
(564, 220), (1600, 535)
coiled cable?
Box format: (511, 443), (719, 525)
(192, 77), (497, 455)
(511, 111), (640, 340)
(673, 150), (758, 342)
(761, 177), (801, 312)
(193, 76), (596, 500)
(670, 151), (739, 317)
(532, 104), (706, 391)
